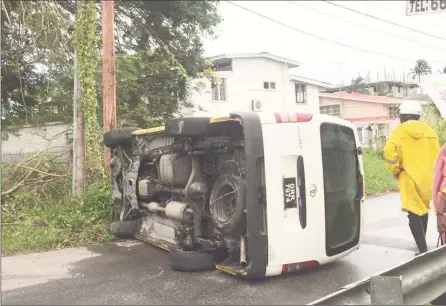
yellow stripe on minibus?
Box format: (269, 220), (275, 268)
(131, 126), (165, 135)
(215, 264), (238, 275)
(209, 116), (232, 123)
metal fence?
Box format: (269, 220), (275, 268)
(309, 245), (446, 305)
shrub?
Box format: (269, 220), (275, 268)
(1, 154), (114, 256)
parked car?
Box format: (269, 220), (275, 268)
(103, 111), (365, 278)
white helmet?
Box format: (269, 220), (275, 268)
(398, 101), (422, 116)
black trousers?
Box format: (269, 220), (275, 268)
(407, 212), (428, 254)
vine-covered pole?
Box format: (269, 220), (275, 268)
(74, 0), (105, 182)
(102, 0), (117, 177)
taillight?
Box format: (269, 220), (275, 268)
(274, 112), (313, 123)
(281, 260), (319, 273)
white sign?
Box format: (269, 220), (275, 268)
(406, 0), (446, 16)
(419, 74), (446, 119)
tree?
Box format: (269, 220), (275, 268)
(410, 59), (432, 82)
(60, 0), (222, 127)
(2, 0), (221, 130)
(376, 83), (391, 96)
(1, 1), (73, 129)
(348, 76), (369, 94)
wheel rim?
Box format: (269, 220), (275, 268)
(212, 183), (237, 223)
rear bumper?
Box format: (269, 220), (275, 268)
(264, 243), (361, 277)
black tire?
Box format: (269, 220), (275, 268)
(110, 220), (139, 239)
(209, 174), (246, 236)
(103, 128), (138, 149)
(168, 249), (216, 272)
(164, 117), (210, 137)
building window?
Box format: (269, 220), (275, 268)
(212, 78), (227, 101)
(319, 104), (341, 117)
(213, 59), (232, 71)
(389, 106), (398, 118)
(263, 81), (276, 90)
(295, 83), (307, 104)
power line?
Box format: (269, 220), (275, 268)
(363, 1), (446, 29)
(287, 1), (446, 52)
(226, 1), (445, 64)
(323, 1), (446, 42)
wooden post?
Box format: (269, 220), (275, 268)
(102, 0), (117, 177)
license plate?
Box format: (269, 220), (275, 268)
(283, 177), (297, 209)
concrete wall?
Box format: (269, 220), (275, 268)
(367, 85), (420, 99)
(2, 123), (71, 163)
(187, 57), (321, 115)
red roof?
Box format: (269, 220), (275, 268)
(319, 91), (424, 105)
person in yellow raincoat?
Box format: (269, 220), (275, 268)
(383, 101), (440, 255)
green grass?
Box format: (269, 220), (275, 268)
(1, 180), (115, 256)
(363, 149), (398, 197)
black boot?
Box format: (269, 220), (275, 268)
(408, 212), (428, 254)
(421, 213), (428, 237)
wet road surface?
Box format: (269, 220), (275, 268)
(2, 193), (440, 305)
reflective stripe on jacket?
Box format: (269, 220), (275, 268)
(384, 120), (440, 216)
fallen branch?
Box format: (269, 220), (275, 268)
(2, 146), (68, 185)
(16, 164), (68, 177)
(1, 156), (43, 197)
(22, 178), (60, 186)
(1, 0), (11, 23)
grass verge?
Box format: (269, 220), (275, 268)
(1, 180), (115, 256)
(363, 149), (398, 197)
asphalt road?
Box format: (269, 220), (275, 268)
(2, 193), (441, 305)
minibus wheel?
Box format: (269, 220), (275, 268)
(110, 197), (140, 239)
(168, 249), (216, 272)
(103, 127), (138, 149)
(110, 220), (139, 239)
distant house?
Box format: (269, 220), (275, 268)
(319, 91), (428, 146)
(323, 80), (426, 101)
(183, 52), (331, 116)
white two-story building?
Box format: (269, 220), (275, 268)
(183, 52), (331, 116)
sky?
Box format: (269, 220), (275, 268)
(203, 1), (446, 86)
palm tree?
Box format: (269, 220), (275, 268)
(410, 59), (432, 82)
(348, 76), (369, 94)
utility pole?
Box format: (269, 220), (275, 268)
(73, 8), (85, 196)
(333, 60), (345, 88)
(102, 0), (117, 177)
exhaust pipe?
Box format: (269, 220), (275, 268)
(240, 235), (247, 267)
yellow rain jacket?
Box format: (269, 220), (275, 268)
(384, 120), (440, 216)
